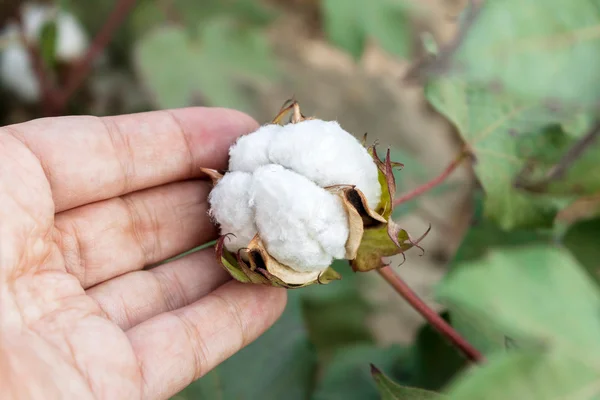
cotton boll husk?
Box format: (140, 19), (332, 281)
(228, 124), (282, 172)
(208, 171), (257, 253)
(250, 164), (349, 272)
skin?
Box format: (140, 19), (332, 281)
(0, 107), (288, 399)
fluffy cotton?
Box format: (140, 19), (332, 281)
(209, 119), (381, 273)
(208, 171), (257, 253)
(228, 124), (282, 173)
(228, 119), (381, 210)
(0, 3), (89, 102)
(251, 164), (349, 272)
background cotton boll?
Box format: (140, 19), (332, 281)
(267, 119), (381, 209)
(251, 164), (349, 272)
(208, 171), (257, 253)
(0, 43), (40, 102)
(19, 3), (89, 61)
(0, 3), (89, 103)
(228, 124), (282, 172)
(53, 12), (89, 61)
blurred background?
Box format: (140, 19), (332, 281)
(0, 0), (479, 398)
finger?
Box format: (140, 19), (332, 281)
(4, 107), (258, 213)
(53, 180), (215, 288)
(87, 248), (230, 330)
(126, 282), (287, 400)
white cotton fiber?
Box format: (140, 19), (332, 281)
(250, 164), (349, 272)
(227, 119), (381, 210)
(267, 120), (381, 210)
(208, 171), (257, 253)
(210, 118), (381, 273)
(228, 124), (282, 172)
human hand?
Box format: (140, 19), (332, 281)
(0, 108), (287, 399)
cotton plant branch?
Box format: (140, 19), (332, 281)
(514, 121), (600, 193)
(53, 0), (138, 113)
(377, 265), (484, 363)
(14, 0), (138, 116)
(385, 151), (481, 362)
(403, 0), (484, 84)
(392, 149), (470, 208)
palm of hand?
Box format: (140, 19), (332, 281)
(0, 109), (286, 399)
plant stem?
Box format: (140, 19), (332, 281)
(393, 151), (469, 208)
(377, 266), (484, 363)
(53, 0), (138, 113)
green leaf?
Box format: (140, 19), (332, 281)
(351, 224), (425, 272)
(389, 147), (458, 219)
(177, 292), (316, 399)
(513, 126), (600, 197)
(445, 350), (599, 400)
(371, 365), (446, 400)
(563, 217), (600, 285)
(312, 344), (412, 400)
(409, 312), (467, 391)
(436, 246), (600, 356)
(301, 261), (373, 363)
(129, 0), (166, 38)
(446, 0), (600, 109)
(425, 77), (575, 229)
(561, 112), (596, 139)
(322, 0), (414, 60)
(135, 19), (278, 112)
(172, 0), (276, 35)
(449, 192), (553, 269)
(447, 308), (508, 356)
(322, 0), (366, 59)
(39, 19), (58, 69)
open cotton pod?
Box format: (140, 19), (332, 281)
(202, 100), (430, 288)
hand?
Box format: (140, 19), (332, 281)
(0, 108), (287, 399)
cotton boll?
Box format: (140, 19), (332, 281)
(250, 164), (349, 272)
(19, 3), (47, 42)
(0, 3), (89, 102)
(208, 171), (257, 253)
(268, 119), (381, 210)
(0, 43), (40, 102)
(19, 3), (88, 61)
(54, 12), (89, 61)
(228, 124), (282, 172)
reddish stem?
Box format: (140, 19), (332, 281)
(378, 266), (484, 363)
(53, 0), (138, 113)
(393, 151), (469, 208)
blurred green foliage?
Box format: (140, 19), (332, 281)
(445, 0), (600, 109)
(321, 0), (414, 60)
(136, 19), (277, 112)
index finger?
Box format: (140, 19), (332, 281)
(2, 107), (258, 213)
